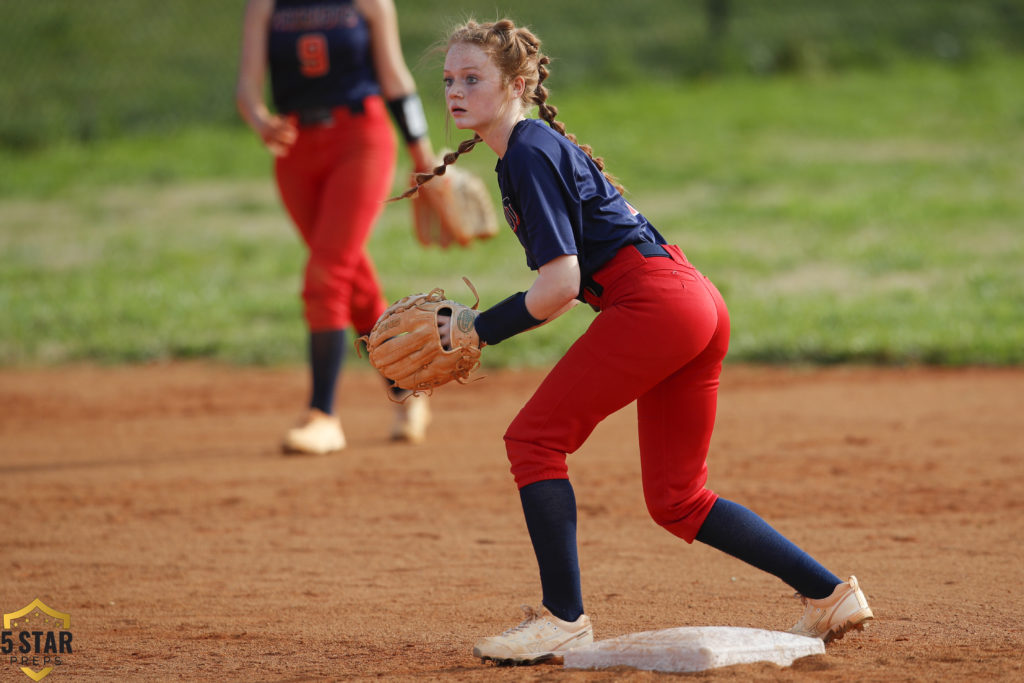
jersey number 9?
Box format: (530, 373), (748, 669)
(298, 33), (330, 78)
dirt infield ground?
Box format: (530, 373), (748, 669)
(1, 364), (1021, 681)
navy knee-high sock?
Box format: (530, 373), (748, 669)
(519, 479), (584, 622)
(309, 329), (346, 414)
(695, 498), (842, 600)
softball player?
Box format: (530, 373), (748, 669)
(424, 19), (874, 664)
(236, 0), (434, 452)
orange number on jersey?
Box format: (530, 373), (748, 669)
(297, 33), (329, 78)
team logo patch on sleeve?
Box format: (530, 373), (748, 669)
(502, 197), (521, 233)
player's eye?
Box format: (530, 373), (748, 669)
(466, 75), (479, 85)
(442, 76), (454, 87)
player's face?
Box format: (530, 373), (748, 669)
(443, 43), (516, 134)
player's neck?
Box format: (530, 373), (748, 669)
(479, 112), (526, 159)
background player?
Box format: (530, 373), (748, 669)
(236, 0), (435, 453)
(411, 18), (874, 664)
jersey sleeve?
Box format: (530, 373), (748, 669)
(505, 142), (579, 269)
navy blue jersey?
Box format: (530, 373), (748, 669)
(268, 0), (379, 113)
(495, 119), (665, 289)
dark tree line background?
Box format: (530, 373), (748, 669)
(1, 0), (1022, 150)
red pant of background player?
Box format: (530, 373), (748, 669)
(504, 244), (729, 543)
(274, 96), (396, 334)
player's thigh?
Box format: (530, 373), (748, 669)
(635, 277), (729, 502)
(636, 344), (724, 489)
(275, 151), (321, 246)
(310, 127), (396, 256)
(509, 294), (709, 452)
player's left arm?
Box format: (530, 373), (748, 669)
(357, 0), (435, 172)
(439, 254), (579, 348)
(525, 255), (581, 323)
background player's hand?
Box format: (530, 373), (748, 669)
(257, 115), (298, 157)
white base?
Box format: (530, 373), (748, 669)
(562, 626), (825, 673)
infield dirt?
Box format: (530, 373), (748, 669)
(2, 364), (1021, 681)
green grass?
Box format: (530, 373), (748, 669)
(2, 59), (1022, 367)
(1, 1), (1021, 149)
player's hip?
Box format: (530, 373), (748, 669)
(583, 243), (723, 313)
(283, 96), (395, 157)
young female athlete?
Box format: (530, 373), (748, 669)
(405, 18), (874, 664)
(236, 0), (434, 453)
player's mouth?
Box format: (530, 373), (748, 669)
(450, 106), (467, 116)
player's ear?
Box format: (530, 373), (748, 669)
(510, 76), (526, 100)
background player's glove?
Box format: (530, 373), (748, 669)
(357, 279), (483, 396)
(412, 164), (498, 248)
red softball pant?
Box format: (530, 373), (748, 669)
(274, 96), (396, 333)
(504, 244), (730, 543)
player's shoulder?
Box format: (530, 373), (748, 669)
(512, 118), (563, 146)
(506, 119), (570, 166)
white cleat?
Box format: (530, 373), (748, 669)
(473, 606), (594, 665)
(282, 409), (346, 455)
(789, 575), (874, 643)
(390, 393), (431, 443)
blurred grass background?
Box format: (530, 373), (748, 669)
(1, 1), (1022, 367)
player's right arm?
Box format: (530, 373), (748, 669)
(236, 0), (297, 156)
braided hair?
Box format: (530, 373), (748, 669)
(390, 18), (624, 201)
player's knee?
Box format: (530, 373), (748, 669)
(644, 489), (717, 542)
(504, 433), (568, 488)
(646, 499), (686, 528)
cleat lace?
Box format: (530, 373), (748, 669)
(501, 605), (542, 635)
(790, 593), (822, 631)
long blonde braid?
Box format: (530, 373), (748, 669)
(388, 134), (483, 201)
(531, 54), (625, 194)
